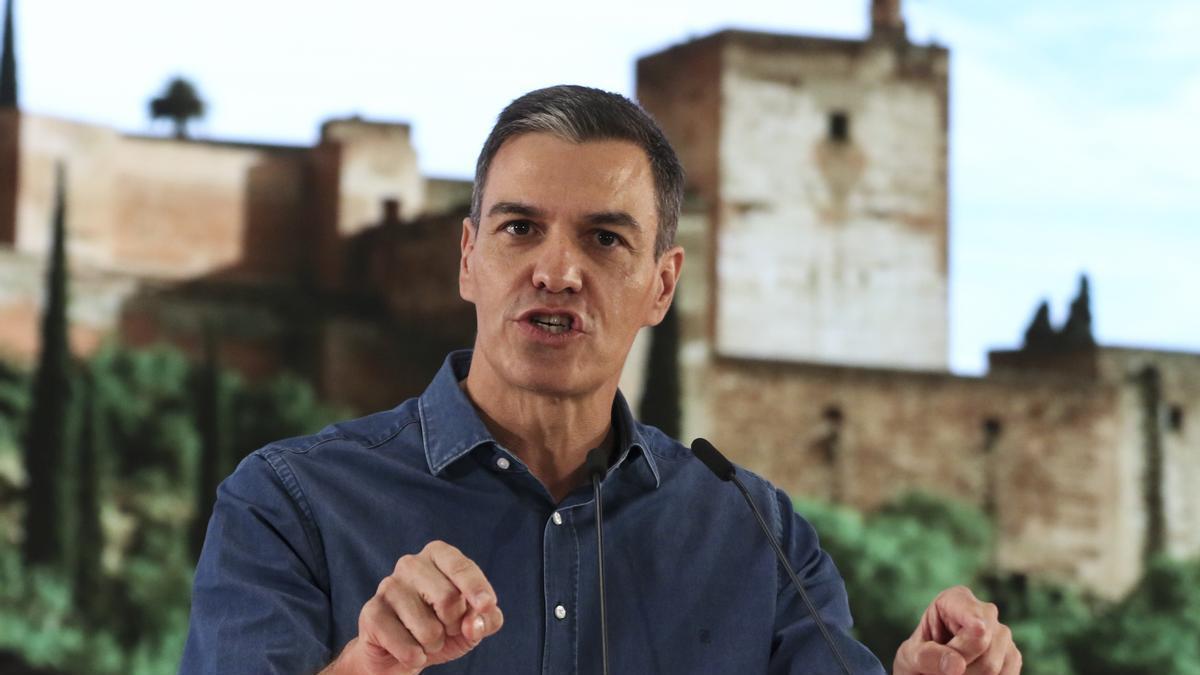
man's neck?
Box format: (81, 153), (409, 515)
(461, 356), (617, 504)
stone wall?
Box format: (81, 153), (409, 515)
(11, 114), (314, 282)
(715, 33), (948, 370)
(639, 32), (949, 372)
(701, 356), (1144, 597)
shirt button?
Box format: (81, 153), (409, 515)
(552, 512), (563, 526)
(554, 604), (567, 620)
(495, 456), (511, 470)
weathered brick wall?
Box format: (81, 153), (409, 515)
(701, 357), (1142, 596)
(12, 114), (313, 282)
(0, 248), (139, 363)
(320, 118), (425, 235)
(1097, 348), (1200, 561)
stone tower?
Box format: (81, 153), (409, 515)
(637, 0), (950, 370)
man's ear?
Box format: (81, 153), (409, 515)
(459, 217), (478, 303)
(646, 246), (685, 326)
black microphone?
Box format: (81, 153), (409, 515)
(689, 438), (853, 675)
(585, 446), (611, 675)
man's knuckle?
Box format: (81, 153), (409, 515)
(425, 540), (460, 558)
(377, 576), (394, 595)
(396, 644), (426, 669)
(394, 554), (419, 576)
(984, 602), (999, 620)
(413, 618), (446, 647)
(359, 599), (386, 631)
(445, 555), (477, 577)
(429, 588), (462, 614)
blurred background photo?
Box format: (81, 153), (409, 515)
(0, 0), (1197, 672)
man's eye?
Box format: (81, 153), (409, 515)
(595, 230), (621, 248)
(504, 221), (533, 236)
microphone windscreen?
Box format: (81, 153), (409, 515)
(585, 446), (609, 479)
(690, 438), (736, 481)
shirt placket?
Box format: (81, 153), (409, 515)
(542, 503), (581, 675)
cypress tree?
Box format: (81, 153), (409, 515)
(0, 0), (17, 108)
(638, 303), (681, 439)
(1061, 274), (1096, 348)
(73, 367), (106, 625)
(22, 163), (71, 568)
(1021, 300), (1056, 352)
(191, 320), (226, 560)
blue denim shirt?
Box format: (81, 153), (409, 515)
(181, 350), (885, 674)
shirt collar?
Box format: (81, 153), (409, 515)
(418, 349), (661, 489)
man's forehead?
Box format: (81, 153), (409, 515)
(482, 133), (655, 212)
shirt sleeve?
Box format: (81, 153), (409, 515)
(767, 487), (887, 675)
(180, 451), (334, 675)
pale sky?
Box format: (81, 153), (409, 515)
(10, 0), (1200, 373)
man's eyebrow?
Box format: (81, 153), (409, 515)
(584, 211), (642, 232)
(487, 201), (544, 218)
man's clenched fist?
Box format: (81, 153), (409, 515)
(324, 541), (505, 674)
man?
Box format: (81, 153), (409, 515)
(182, 85), (1021, 674)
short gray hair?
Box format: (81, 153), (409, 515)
(470, 85), (685, 258)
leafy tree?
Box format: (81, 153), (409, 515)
(0, 359), (28, 438)
(1068, 556), (1200, 675)
(72, 368), (106, 627)
(190, 323), (230, 560)
(796, 492), (992, 660)
(981, 573), (1092, 675)
(231, 371), (346, 455)
(22, 164), (72, 569)
(149, 77), (205, 140)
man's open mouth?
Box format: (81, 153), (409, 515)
(528, 314), (575, 335)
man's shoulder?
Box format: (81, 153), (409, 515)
(252, 397), (422, 461)
(634, 422), (787, 502)
(630, 421), (693, 462)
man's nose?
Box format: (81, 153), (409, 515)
(531, 233), (583, 293)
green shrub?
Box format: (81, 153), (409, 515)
(797, 492), (992, 660)
(1068, 556), (1200, 675)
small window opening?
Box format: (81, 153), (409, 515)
(380, 197), (402, 226)
(822, 405), (844, 426)
(828, 111), (850, 143)
(983, 417), (1003, 453)
(1167, 405), (1184, 433)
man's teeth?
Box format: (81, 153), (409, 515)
(530, 314), (573, 334)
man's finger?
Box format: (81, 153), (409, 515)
(359, 597), (428, 672)
(965, 624), (1014, 675)
(377, 575), (447, 655)
(425, 541), (498, 611)
(998, 645), (1023, 675)
(945, 618), (991, 665)
(934, 587), (990, 634)
(395, 552), (470, 637)
(460, 603), (505, 643)
(909, 640), (966, 675)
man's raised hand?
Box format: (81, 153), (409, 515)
(893, 585), (1021, 675)
(324, 541), (504, 675)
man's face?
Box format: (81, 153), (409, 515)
(459, 132), (683, 398)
